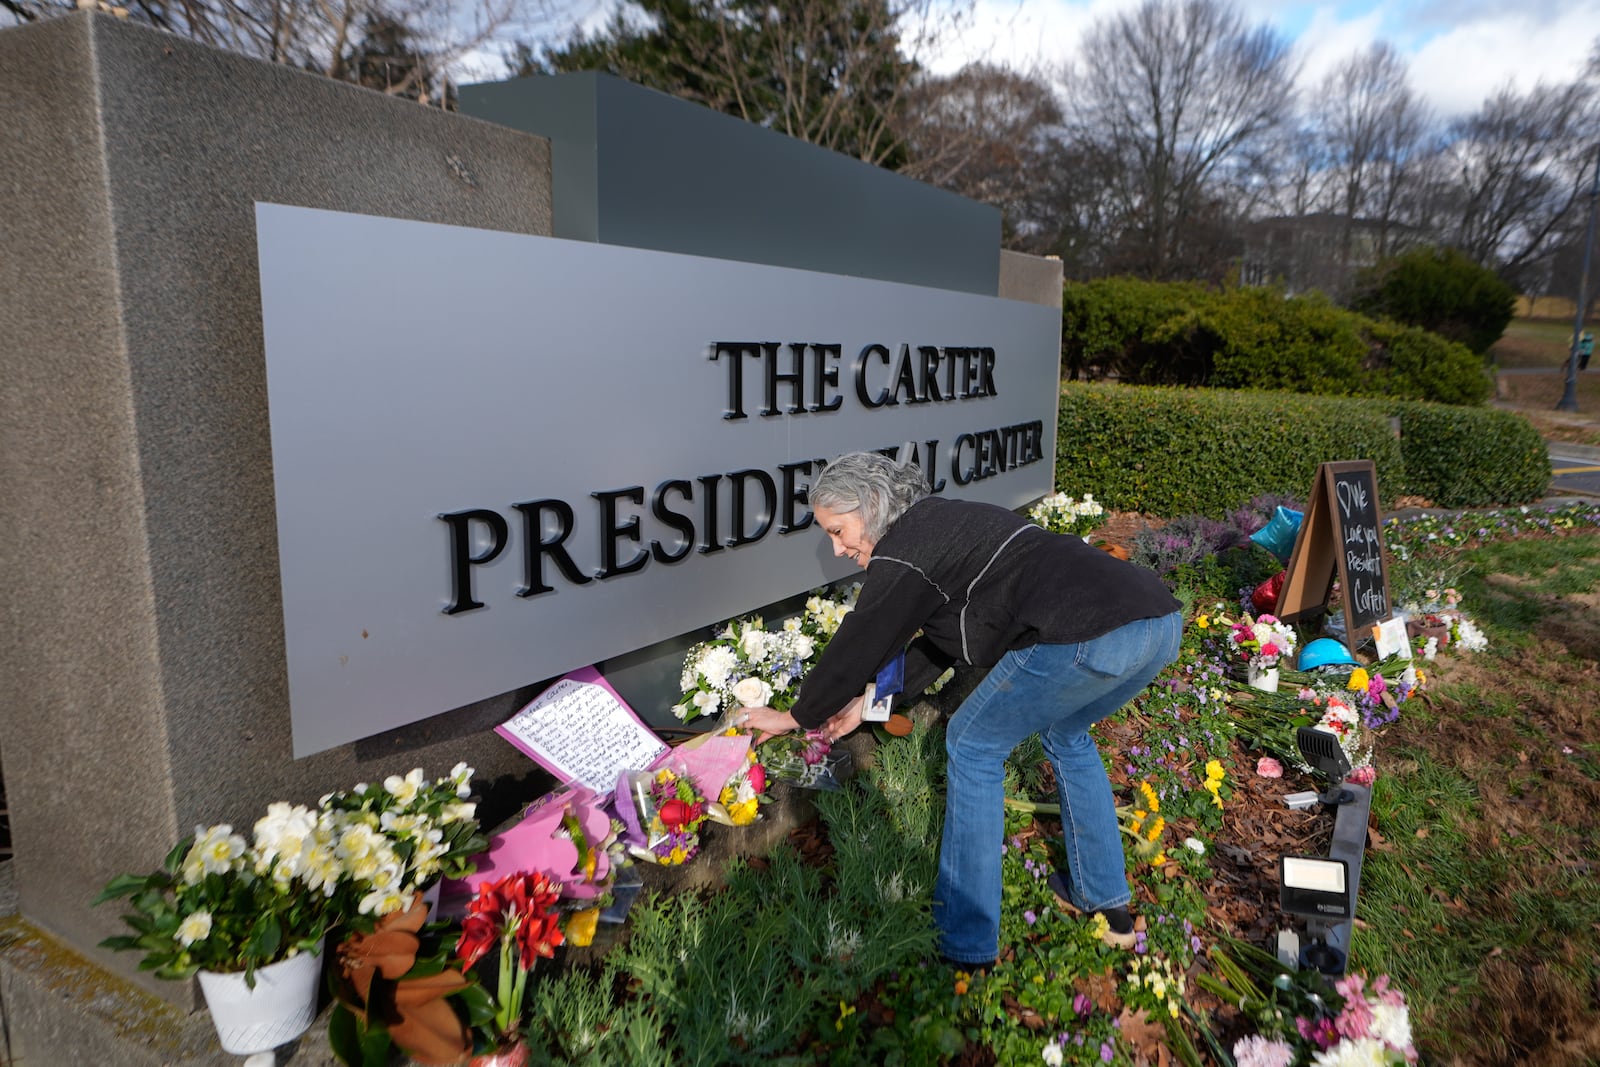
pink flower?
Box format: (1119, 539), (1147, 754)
(746, 762), (766, 795)
(1256, 756), (1283, 778)
(1348, 765), (1377, 786)
(1368, 674), (1387, 701)
(1260, 643), (1279, 658)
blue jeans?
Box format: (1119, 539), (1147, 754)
(932, 611), (1182, 964)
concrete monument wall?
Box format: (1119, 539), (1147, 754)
(0, 11), (556, 1018)
(0, 12), (1062, 1061)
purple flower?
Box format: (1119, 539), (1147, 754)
(1024, 909), (1038, 926)
(1101, 1041), (1114, 1062)
(1073, 992), (1092, 1017)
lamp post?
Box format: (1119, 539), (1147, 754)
(1558, 144), (1600, 412)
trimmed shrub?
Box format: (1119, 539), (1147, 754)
(1366, 320), (1492, 406)
(1349, 246), (1517, 355)
(1056, 383), (1404, 518)
(1056, 383), (1548, 515)
(1387, 400), (1549, 507)
(1060, 277), (1490, 405)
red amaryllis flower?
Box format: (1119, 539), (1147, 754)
(455, 872), (563, 973)
(658, 798), (702, 830)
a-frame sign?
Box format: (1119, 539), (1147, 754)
(1275, 460), (1393, 645)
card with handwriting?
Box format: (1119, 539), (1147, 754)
(496, 667), (667, 792)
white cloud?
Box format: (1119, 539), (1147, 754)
(1406, 8), (1600, 118)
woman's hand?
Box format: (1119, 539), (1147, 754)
(737, 705), (798, 744)
(822, 695), (866, 743)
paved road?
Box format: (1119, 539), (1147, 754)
(1548, 441), (1600, 497)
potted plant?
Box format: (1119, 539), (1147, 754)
(454, 871), (567, 1065)
(319, 762), (490, 926)
(95, 803), (345, 1055)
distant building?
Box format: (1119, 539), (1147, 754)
(1239, 214), (1422, 299)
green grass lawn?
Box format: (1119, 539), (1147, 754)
(1492, 317), (1593, 368)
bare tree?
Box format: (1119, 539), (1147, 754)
(892, 62), (1064, 244)
(1059, 0), (1297, 278)
(1311, 43), (1431, 284)
(1441, 79), (1599, 276)
(2, 0), (536, 105)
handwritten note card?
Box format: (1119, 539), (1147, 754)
(496, 667), (668, 792)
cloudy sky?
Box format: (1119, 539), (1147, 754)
(927, 0), (1600, 118)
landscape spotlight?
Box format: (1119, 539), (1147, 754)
(1295, 725), (1354, 806)
(1279, 855), (1352, 976)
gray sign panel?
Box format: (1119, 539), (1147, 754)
(256, 204), (1060, 755)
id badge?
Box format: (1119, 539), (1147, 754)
(862, 652), (905, 722)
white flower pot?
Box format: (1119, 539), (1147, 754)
(1247, 663), (1280, 693)
(197, 939), (324, 1055)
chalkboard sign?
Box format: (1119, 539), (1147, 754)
(1276, 460), (1393, 645)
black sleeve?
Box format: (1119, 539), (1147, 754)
(902, 634), (956, 699)
(787, 559), (948, 729)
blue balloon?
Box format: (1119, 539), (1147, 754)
(1249, 506), (1303, 563)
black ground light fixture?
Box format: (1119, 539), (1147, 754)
(1279, 856), (1352, 976)
(1295, 726), (1354, 806)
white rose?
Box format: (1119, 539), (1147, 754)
(739, 629), (771, 661)
(731, 676), (773, 708)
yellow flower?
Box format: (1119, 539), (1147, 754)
(565, 907), (600, 947)
(1168, 1000), (1180, 1018)
(667, 846), (688, 865)
(1152, 851), (1167, 865)
(1146, 817), (1165, 842)
(835, 1001), (857, 1031)
(1090, 913), (1111, 940)
(1139, 780), (1160, 813)
(1347, 668), (1370, 691)
(1205, 759), (1225, 783)
(1416, 669), (1427, 688)
(1196, 614), (1210, 630)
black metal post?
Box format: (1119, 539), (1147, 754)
(1558, 145), (1600, 412)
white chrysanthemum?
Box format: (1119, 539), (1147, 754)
(183, 825), (247, 884)
(732, 676), (774, 708)
(1311, 1036), (1392, 1067)
(383, 768), (427, 807)
(175, 911), (213, 947)
(698, 646), (739, 688)
(1369, 1002), (1412, 1051)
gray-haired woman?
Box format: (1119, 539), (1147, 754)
(740, 451), (1181, 967)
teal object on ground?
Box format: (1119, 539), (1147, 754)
(1249, 506), (1303, 562)
(1298, 637), (1358, 671)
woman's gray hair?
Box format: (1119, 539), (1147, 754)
(810, 451), (930, 542)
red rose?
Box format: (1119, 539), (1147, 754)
(659, 798), (701, 830)
(746, 763), (766, 795)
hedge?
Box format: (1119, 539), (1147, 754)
(1059, 278), (1493, 405)
(1055, 383), (1548, 516)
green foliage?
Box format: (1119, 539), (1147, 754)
(1056, 382), (1545, 514)
(1349, 245), (1518, 355)
(1386, 400), (1549, 506)
(1366, 319), (1491, 405)
(1057, 383), (1404, 517)
(529, 0), (917, 168)
(1059, 277), (1490, 404)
